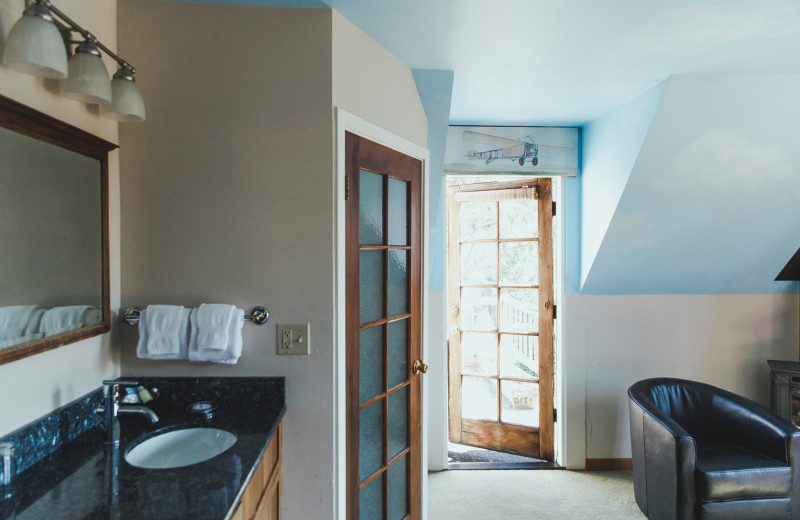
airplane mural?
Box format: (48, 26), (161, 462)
(444, 126), (579, 176)
(464, 130), (569, 166)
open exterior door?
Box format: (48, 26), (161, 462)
(447, 179), (554, 460)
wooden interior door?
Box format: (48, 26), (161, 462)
(345, 132), (423, 519)
(447, 179), (554, 460)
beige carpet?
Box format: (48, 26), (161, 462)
(428, 469), (646, 519)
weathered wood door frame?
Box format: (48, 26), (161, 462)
(334, 109), (429, 520)
(447, 178), (554, 461)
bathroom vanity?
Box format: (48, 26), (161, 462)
(0, 377), (285, 520)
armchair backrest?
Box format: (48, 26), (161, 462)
(643, 380), (715, 441)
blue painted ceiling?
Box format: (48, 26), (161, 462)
(153, 0), (800, 126)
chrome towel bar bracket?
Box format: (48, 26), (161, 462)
(122, 305), (269, 326)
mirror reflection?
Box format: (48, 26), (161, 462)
(0, 126), (103, 349)
(0, 94), (113, 363)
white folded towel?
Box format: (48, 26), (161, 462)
(0, 305), (40, 338)
(40, 305), (92, 336)
(83, 307), (103, 327)
(137, 305), (190, 357)
(189, 306), (244, 364)
(136, 309), (190, 361)
(195, 304), (235, 351)
(23, 308), (44, 336)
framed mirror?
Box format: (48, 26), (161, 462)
(0, 94), (116, 365)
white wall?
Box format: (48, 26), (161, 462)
(567, 293), (799, 461)
(0, 0), (120, 436)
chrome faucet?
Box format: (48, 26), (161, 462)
(96, 380), (159, 446)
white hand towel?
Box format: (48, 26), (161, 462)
(195, 304), (235, 351)
(83, 307), (103, 327)
(40, 305), (91, 336)
(143, 305), (189, 356)
(189, 307), (244, 364)
(135, 307), (190, 360)
(0, 305), (40, 338)
(23, 308), (44, 336)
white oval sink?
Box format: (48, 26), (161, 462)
(125, 427), (237, 469)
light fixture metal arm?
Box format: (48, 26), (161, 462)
(34, 0), (135, 72)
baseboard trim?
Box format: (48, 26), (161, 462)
(585, 458), (633, 471)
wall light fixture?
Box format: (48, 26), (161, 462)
(2, 0), (145, 122)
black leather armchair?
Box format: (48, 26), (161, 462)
(628, 377), (800, 520)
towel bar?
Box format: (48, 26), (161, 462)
(122, 305), (269, 326)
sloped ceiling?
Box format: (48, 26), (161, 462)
(581, 74), (800, 294)
(149, 0), (800, 126)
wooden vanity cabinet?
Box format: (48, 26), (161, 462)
(231, 423), (282, 520)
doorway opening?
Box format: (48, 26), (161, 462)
(446, 175), (559, 470)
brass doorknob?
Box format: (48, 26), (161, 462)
(413, 360), (429, 375)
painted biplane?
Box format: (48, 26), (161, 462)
(464, 130), (569, 166)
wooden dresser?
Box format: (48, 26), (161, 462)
(231, 423), (282, 520)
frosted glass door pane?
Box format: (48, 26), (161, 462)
(388, 250), (408, 317)
(499, 242), (538, 286)
(499, 199), (537, 239)
(360, 400), (384, 481)
(360, 325), (385, 403)
(360, 170), (384, 245)
(360, 474), (384, 520)
(501, 381), (539, 427)
(387, 319), (408, 389)
(462, 376), (497, 421)
(387, 456), (408, 520)
(461, 243), (497, 285)
(388, 177), (408, 246)
(499, 289), (537, 333)
(460, 288), (497, 331)
(461, 332), (497, 377)
(499, 334), (538, 380)
(388, 387), (408, 460)
(460, 201), (496, 240)
(360, 250), (384, 324)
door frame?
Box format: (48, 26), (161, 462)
(334, 108), (430, 520)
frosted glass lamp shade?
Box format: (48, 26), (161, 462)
(61, 44), (111, 104)
(1, 11), (68, 79)
(101, 70), (145, 122)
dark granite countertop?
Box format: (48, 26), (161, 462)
(0, 377), (286, 520)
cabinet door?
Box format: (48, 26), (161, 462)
(230, 504), (245, 520)
(235, 423), (282, 520)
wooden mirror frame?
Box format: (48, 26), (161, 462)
(0, 94), (116, 365)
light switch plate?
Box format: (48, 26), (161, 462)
(276, 323), (310, 355)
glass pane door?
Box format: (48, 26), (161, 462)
(447, 179), (554, 460)
(346, 132), (422, 520)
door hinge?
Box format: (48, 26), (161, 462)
(552, 201), (556, 217)
(345, 175), (351, 201)
(553, 408), (557, 422)
(553, 304), (557, 320)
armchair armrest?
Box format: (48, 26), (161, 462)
(710, 389), (800, 463)
(629, 388), (697, 520)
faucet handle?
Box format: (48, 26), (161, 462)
(102, 380), (140, 398)
(102, 379), (139, 387)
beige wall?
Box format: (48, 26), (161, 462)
(117, 3), (337, 518)
(332, 11), (427, 148)
(564, 293), (799, 463)
(0, 0), (120, 436)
